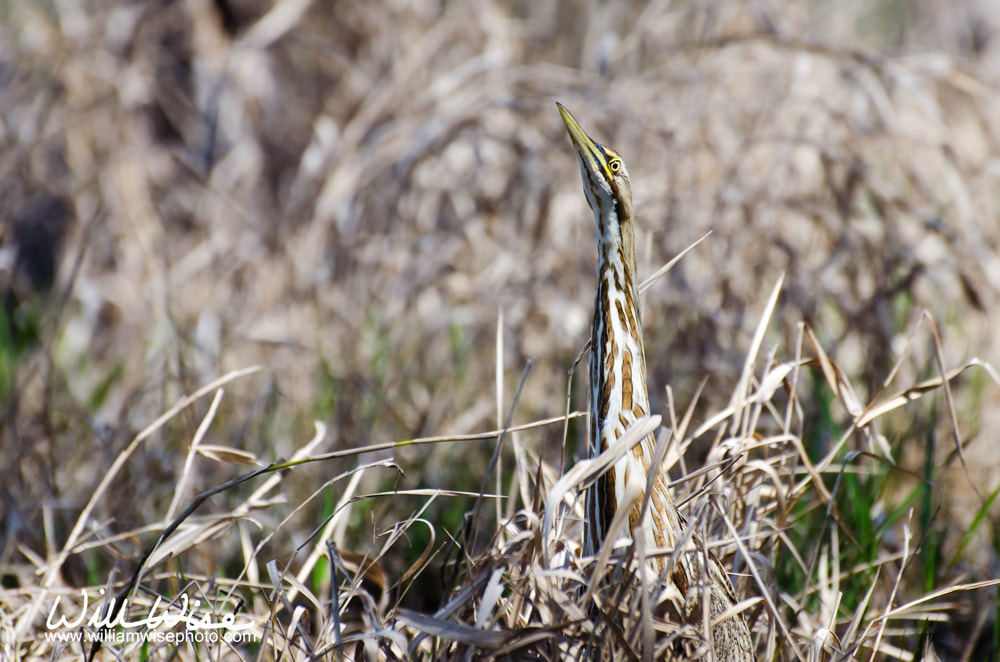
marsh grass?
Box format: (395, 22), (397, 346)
(2, 0), (1000, 659)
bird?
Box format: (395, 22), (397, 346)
(557, 102), (753, 660)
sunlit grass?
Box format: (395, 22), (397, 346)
(2, 0), (1000, 659)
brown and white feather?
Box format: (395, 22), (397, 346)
(558, 103), (753, 661)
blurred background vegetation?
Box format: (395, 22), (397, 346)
(2, 0), (999, 657)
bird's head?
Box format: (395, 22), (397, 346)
(556, 102), (634, 249)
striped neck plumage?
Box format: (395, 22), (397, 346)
(589, 207), (650, 456)
(585, 192), (657, 555)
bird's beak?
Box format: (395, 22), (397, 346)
(556, 102), (612, 182)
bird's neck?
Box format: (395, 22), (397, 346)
(589, 240), (650, 456)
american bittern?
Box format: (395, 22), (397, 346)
(557, 103), (753, 660)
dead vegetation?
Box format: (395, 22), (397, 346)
(2, 0), (1000, 659)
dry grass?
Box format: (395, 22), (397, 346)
(2, 0), (1000, 659)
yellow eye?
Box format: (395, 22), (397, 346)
(609, 159), (622, 173)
